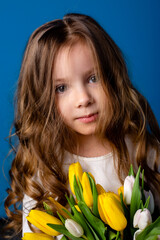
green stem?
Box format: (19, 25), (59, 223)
(82, 235), (88, 240)
(115, 231), (120, 240)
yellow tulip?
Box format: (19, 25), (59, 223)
(98, 192), (127, 231)
(69, 162), (83, 195)
(96, 184), (106, 195)
(48, 197), (70, 219)
(81, 172), (93, 207)
(26, 210), (62, 236)
(22, 233), (54, 240)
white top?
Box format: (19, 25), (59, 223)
(22, 137), (160, 238)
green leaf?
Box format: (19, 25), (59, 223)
(120, 193), (129, 220)
(62, 208), (73, 219)
(84, 219), (102, 240)
(47, 224), (84, 240)
(74, 175), (83, 202)
(145, 236), (158, 240)
(141, 169), (145, 204)
(77, 176), (83, 198)
(57, 211), (65, 224)
(139, 200), (144, 210)
(129, 164), (134, 177)
(65, 194), (98, 239)
(78, 201), (106, 240)
(70, 194), (76, 205)
(65, 194), (75, 208)
(115, 231), (120, 240)
(119, 193), (133, 239)
(130, 166), (141, 225)
(70, 205), (95, 240)
(43, 202), (53, 215)
(87, 173), (99, 218)
(60, 236), (69, 240)
(108, 230), (117, 240)
(136, 216), (160, 240)
(144, 196), (150, 209)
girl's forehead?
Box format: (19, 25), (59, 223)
(54, 41), (96, 67)
(52, 41), (96, 81)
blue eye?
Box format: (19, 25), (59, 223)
(88, 75), (98, 83)
(55, 84), (67, 93)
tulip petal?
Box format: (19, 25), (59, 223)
(144, 190), (155, 214)
(22, 233), (54, 240)
(124, 175), (135, 205)
(27, 210), (62, 236)
(130, 166), (141, 222)
(133, 208), (152, 230)
(98, 194), (108, 224)
(82, 172), (93, 207)
(69, 162), (83, 195)
(98, 193), (127, 231)
(65, 219), (84, 237)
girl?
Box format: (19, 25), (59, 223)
(5, 13), (160, 238)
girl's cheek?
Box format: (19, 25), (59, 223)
(55, 97), (68, 115)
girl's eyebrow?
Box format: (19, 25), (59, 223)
(53, 68), (96, 83)
(84, 68), (95, 77)
(54, 78), (67, 84)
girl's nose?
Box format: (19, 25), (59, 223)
(75, 87), (93, 108)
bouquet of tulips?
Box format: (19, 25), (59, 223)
(23, 163), (160, 240)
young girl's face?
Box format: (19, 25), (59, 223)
(53, 41), (108, 137)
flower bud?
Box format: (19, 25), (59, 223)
(98, 192), (127, 231)
(26, 210), (62, 236)
(133, 208), (152, 230)
(124, 175), (135, 205)
(65, 219), (84, 237)
(69, 162), (83, 195)
(144, 190), (154, 214)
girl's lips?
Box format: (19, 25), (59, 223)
(77, 113), (98, 123)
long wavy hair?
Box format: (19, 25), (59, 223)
(4, 13), (160, 235)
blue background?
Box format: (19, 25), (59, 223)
(0, 0), (160, 218)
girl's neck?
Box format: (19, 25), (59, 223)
(73, 134), (112, 158)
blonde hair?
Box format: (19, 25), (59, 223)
(5, 13), (160, 235)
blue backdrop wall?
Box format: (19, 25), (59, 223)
(0, 0), (160, 218)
